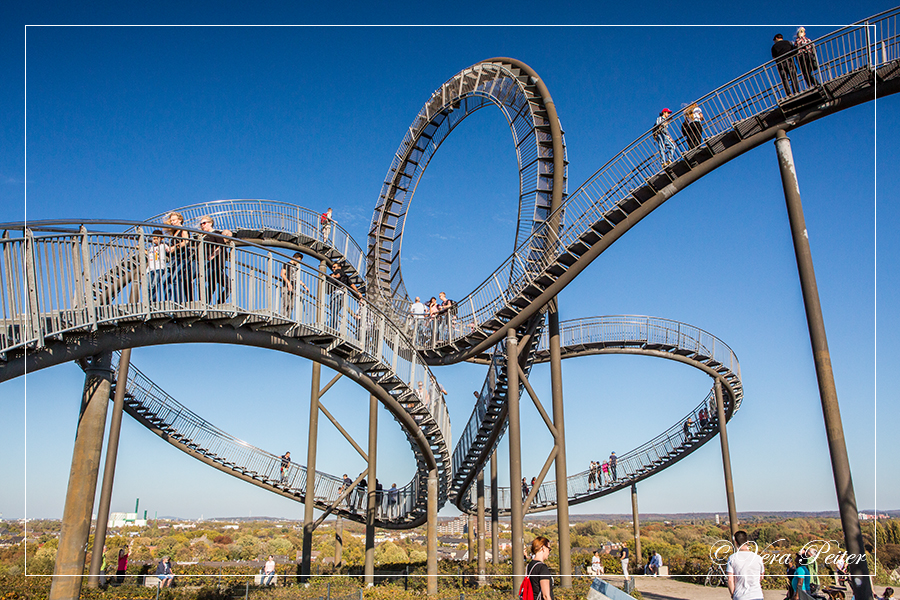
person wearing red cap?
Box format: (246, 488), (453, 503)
(653, 108), (678, 166)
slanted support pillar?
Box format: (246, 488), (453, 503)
(364, 394), (377, 585)
(548, 304), (572, 587)
(87, 349), (132, 588)
(491, 449), (499, 567)
(334, 516), (343, 570)
(476, 469), (486, 585)
(467, 514), (474, 562)
(427, 468), (438, 595)
(713, 380), (738, 540)
(50, 353), (113, 600)
(774, 130), (873, 600)
(301, 360), (322, 580)
(507, 328), (525, 594)
(631, 484), (642, 569)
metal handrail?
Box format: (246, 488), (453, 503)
(461, 392), (724, 513)
(115, 353), (424, 523)
(0, 222), (451, 510)
(409, 10), (899, 354)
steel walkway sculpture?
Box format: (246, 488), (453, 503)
(1, 8), (897, 597)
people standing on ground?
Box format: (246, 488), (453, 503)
(263, 555), (276, 586)
(794, 27), (818, 90)
(609, 452), (618, 481)
(620, 544), (630, 577)
(772, 33), (800, 95)
(146, 230), (169, 303)
(320, 208), (335, 243)
(805, 547), (820, 593)
(654, 108), (678, 166)
(115, 546), (129, 585)
(792, 553), (811, 600)
(726, 530), (765, 600)
(880, 587), (895, 600)
(280, 252), (309, 319)
(155, 556), (174, 588)
(197, 215), (233, 304)
(280, 452), (291, 484)
(526, 537), (555, 600)
(164, 212), (194, 303)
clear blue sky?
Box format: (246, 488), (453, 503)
(1, 2), (897, 522)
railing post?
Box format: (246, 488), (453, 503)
(137, 228), (150, 316)
(79, 226), (97, 331)
(301, 358), (321, 581)
(507, 328), (525, 594)
(24, 229), (43, 346)
(865, 21), (873, 70)
(197, 239), (207, 307)
(364, 394), (378, 586)
(228, 242), (237, 312)
(265, 252), (273, 314)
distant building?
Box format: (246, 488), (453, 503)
(108, 512), (147, 528)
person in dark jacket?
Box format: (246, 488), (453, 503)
(772, 33), (799, 95)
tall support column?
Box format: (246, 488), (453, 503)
(507, 328), (525, 593)
(49, 353), (113, 600)
(713, 380), (738, 540)
(467, 514), (474, 562)
(774, 130), (873, 600)
(88, 349), (132, 588)
(548, 305), (572, 587)
(490, 449), (499, 568)
(301, 360), (322, 580)
(631, 484), (642, 569)
(334, 515), (343, 570)
(476, 469), (486, 585)
(364, 394), (378, 585)
(427, 468), (438, 595)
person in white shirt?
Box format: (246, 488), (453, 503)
(591, 550), (603, 577)
(726, 530), (764, 600)
(263, 555), (276, 586)
(410, 296), (426, 343)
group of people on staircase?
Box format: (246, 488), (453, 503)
(654, 28), (819, 169)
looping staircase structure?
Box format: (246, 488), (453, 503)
(1, 8), (898, 533)
(0, 224), (451, 526)
(456, 315), (742, 514)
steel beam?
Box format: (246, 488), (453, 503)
(365, 394), (377, 585)
(302, 360), (322, 580)
(507, 328), (525, 593)
(477, 469), (486, 585)
(631, 484), (642, 569)
(714, 380), (738, 540)
(49, 353), (113, 600)
(548, 306), (572, 587)
(774, 130), (873, 600)
(334, 515), (343, 569)
(87, 349), (131, 588)
(491, 448), (499, 567)
(427, 468), (438, 595)
(467, 514), (474, 563)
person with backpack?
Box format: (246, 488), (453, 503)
(521, 536), (554, 600)
(320, 208), (335, 243)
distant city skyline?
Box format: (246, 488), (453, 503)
(2, 5), (897, 522)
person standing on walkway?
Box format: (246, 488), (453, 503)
(609, 452), (618, 481)
(115, 546), (129, 585)
(794, 27), (819, 90)
(681, 103), (704, 149)
(726, 530), (765, 600)
(654, 108), (678, 166)
(772, 33), (800, 95)
(620, 544), (630, 577)
(280, 452), (291, 484)
(320, 208), (336, 243)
